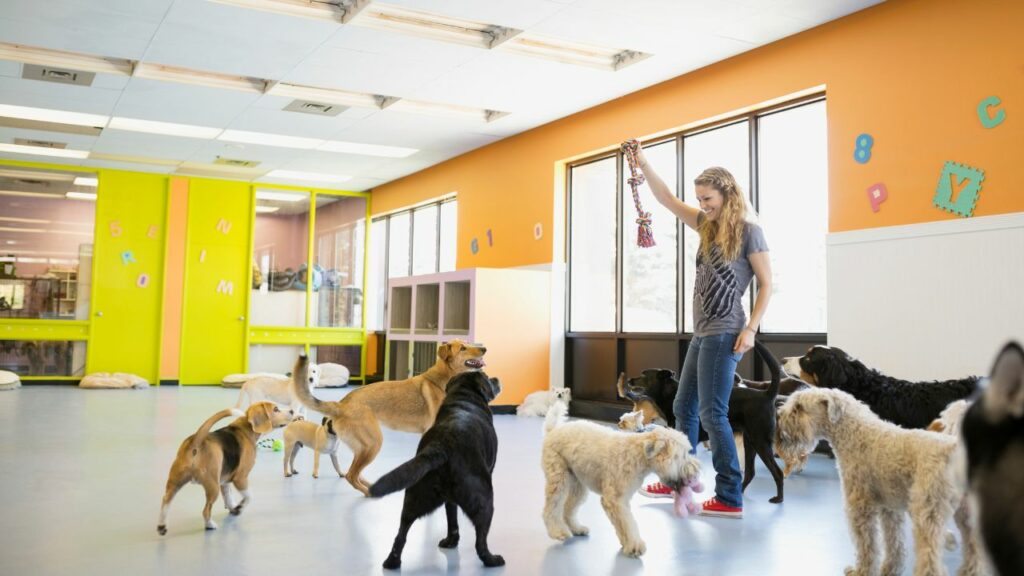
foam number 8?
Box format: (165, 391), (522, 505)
(853, 133), (873, 164)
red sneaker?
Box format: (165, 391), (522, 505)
(699, 497), (743, 518)
(639, 482), (674, 499)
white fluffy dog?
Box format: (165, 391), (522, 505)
(541, 402), (701, 557)
(776, 388), (983, 576)
(517, 387), (572, 417)
(236, 364), (320, 419)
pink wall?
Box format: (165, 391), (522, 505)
(253, 212), (308, 272)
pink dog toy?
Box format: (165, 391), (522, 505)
(621, 139), (656, 248)
(673, 478), (705, 518)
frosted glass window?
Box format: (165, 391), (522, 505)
(387, 211), (411, 279)
(569, 157), (617, 332)
(367, 219), (386, 331)
(412, 204), (438, 275)
(439, 201), (457, 272)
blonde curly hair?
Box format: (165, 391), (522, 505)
(694, 167), (747, 262)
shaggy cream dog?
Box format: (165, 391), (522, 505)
(236, 364), (319, 419)
(776, 388), (982, 576)
(517, 387), (572, 417)
(542, 403), (701, 557)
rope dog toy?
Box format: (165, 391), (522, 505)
(621, 139), (656, 248)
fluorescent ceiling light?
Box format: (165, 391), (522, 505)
(207, 0), (368, 23)
(134, 62), (267, 93)
(255, 205), (281, 213)
(89, 152), (182, 167)
(0, 226), (47, 233)
(266, 82), (387, 109)
(0, 168), (75, 182)
(0, 103), (109, 128)
(65, 191), (97, 201)
(385, 99), (508, 122)
(352, 4), (522, 49)
(219, 129), (324, 150)
(0, 190), (62, 199)
(255, 190), (308, 202)
(0, 143), (90, 159)
(264, 169), (351, 183)
(73, 176), (98, 187)
(0, 216), (50, 224)
(501, 35), (650, 71)
(108, 117), (223, 139)
(319, 140), (417, 158)
(0, 41), (134, 76)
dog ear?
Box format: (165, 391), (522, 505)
(822, 397), (842, 424)
(438, 342), (453, 363)
(657, 369), (676, 380)
(983, 341), (1024, 422)
(248, 402), (274, 434)
(644, 437), (667, 459)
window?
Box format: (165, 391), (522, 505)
(367, 198), (457, 331)
(683, 121), (751, 333)
(621, 140), (678, 333)
(757, 101), (828, 333)
(566, 96), (828, 336)
(569, 156), (617, 332)
(0, 166), (96, 321)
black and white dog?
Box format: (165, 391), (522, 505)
(370, 371), (504, 570)
(782, 345), (979, 429)
(962, 341), (1024, 576)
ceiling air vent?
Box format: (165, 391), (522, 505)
(213, 156), (261, 168)
(22, 64), (96, 86)
(14, 138), (67, 149)
(283, 99), (346, 117)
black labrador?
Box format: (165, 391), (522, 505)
(370, 370), (504, 569)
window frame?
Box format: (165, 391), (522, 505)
(565, 93), (827, 339)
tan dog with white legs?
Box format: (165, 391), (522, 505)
(157, 402), (294, 535)
(282, 417), (344, 478)
(291, 340), (487, 495)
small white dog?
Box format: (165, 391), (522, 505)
(776, 388), (983, 576)
(517, 387), (572, 417)
(236, 364), (320, 419)
(282, 416), (345, 478)
(542, 403), (702, 557)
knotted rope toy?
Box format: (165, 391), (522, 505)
(621, 139), (656, 248)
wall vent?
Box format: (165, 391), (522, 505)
(283, 99), (346, 117)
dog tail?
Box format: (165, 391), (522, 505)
(544, 400), (568, 433)
(189, 408), (244, 456)
(616, 372), (641, 402)
(369, 447), (448, 498)
(753, 339), (783, 401)
(290, 354), (342, 417)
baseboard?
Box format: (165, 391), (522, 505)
(491, 405), (517, 415)
(18, 379), (78, 386)
(568, 399), (629, 423)
(159, 379), (179, 386)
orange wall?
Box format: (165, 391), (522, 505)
(371, 0), (1024, 269)
(160, 177), (188, 380)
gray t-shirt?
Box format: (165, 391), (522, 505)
(692, 219), (769, 337)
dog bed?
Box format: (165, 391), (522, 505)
(221, 372), (288, 388)
(79, 372), (148, 389)
(0, 370), (20, 391)
(316, 363), (350, 387)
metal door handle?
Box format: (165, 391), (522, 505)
(96, 311), (103, 317)
(238, 316), (245, 321)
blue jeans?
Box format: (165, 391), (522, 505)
(672, 333), (743, 508)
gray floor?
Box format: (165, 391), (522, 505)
(0, 386), (970, 576)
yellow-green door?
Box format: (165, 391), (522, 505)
(87, 171), (168, 383)
(180, 179), (251, 384)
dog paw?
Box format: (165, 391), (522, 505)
(480, 554), (505, 567)
(230, 505), (243, 516)
(205, 520), (218, 530)
(569, 524), (589, 536)
(547, 528), (572, 541)
(438, 534), (460, 548)
(622, 540), (646, 557)
(843, 566), (867, 576)
(312, 474), (319, 479)
(157, 525), (167, 536)
(382, 555), (401, 570)
(769, 496), (783, 504)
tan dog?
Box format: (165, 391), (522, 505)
(291, 340), (487, 495)
(283, 417), (344, 478)
(157, 402), (294, 535)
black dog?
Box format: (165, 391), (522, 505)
(783, 345), (980, 429)
(618, 340), (786, 503)
(962, 341), (1024, 576)
(369, 371), (504, 570)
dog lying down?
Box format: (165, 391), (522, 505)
(517, 387), (572, 417)
(542, 402), (702, 557)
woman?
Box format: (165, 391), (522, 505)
(633, 147), (772, 519)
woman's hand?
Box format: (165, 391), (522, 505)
(733, 328), (755, 354)
(633, 144), (649, 168)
